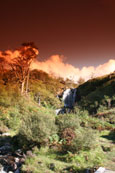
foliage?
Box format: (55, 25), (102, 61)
(0, 120), (9, 134)
(18, 110), (57, 148)
(55, 112), (97, 153)
(77, 72), (115, 113)
(30, 79), (61, 108)
(8, 43), (39, 94)
(64, 147), (104, 169)
(75, 108), (115, 130)
(60, 127), (97, 153)
(56, 114), (80, 133)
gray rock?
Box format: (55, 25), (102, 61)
(95, 167), (115, 173)
(95, 167), (106, 173)
(0, 144), (12, 155)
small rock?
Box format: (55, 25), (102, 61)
(2, 133), (10, 136)
(0, 144), (12, 154)
(95, 167), (105, 173)
(15, 158), (19, 163)
(14, 168), (20, 173)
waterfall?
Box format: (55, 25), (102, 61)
(56, 88), (77, 115)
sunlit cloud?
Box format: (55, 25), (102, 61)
(31, 55), (115, 82)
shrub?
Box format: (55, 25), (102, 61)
(61, 128), (76, 145)
(6, 107), (21, 131)
(0, 106), (21, 132)
(56, 114), (80, 133)
(61, 128), (97, 153)
(56, 113), (97, 153)
(18, 111), (57, 148)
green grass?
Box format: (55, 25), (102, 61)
(21, 129), (115, 173)
(22, 147), (74, 173)
(98, 130), (115, 171)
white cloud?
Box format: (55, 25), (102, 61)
(31, 55), (115, 82)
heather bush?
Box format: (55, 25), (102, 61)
(56, 113), (97, 153)
(61, 128), (97, 153)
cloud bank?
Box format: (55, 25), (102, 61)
(31, 55), (115, 82)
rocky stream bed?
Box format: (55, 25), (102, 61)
(0, 133), (25, 173)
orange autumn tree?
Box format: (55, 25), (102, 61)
(0, 55), (9, 81)
(0, 57), (6, 76)
(10, 42), (39, 94)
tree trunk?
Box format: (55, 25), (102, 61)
(21, 79), (25, 95)
(25, 70), (30, 94)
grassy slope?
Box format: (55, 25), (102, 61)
(98, 130), (115, 171)
(78, 72), (115, 97)
(77, 72), (115, 113)
(76, 72), (115, 171)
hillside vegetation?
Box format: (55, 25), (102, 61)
(77, 72), (115, 114)
(0, 69), (115, 173)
